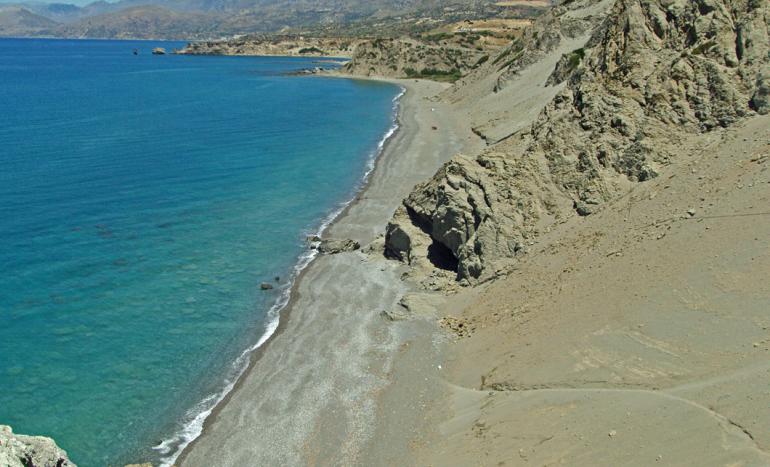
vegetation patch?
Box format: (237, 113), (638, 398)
(474, 54), (490, 68)
(298, 46), (325, 54)
(566, 47), (585, 70)
(404, 67), (463, 82)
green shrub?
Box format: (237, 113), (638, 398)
(298, 47), (325, 54)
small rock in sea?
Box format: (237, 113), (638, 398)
(274, 276), (280, 282)
(260, 282), (274, 290)
(306, 235), (321, 243)
(152, 47), (166, 55)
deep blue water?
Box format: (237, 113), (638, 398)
(0, 38), (400, 466)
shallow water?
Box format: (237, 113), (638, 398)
(0, 38), (399, 466)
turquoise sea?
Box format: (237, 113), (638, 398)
(0, 38), (400, 466)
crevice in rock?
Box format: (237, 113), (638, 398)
(405, 205), (434, 236)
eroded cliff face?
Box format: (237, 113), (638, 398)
(178, 36), (362, 57)
(386, 0), (769, 284)
(0, 425), (76, 467)
(341, 38), (487, 80)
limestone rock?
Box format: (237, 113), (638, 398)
(752, 70), (770, 115)
(317, 238), (360, 255)
(342, 37), (485, 80)
(0, 425), (76, 467)
(381, 308), (409, 321)
(177, 36), (360, 58)
(385, 0), (769, 284)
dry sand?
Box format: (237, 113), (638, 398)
(179, 78), (482, 466)
(415, 115), (770, 466)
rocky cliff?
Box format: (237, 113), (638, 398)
(178, 35), (363, 57)
(0, 425), (76, 467)
(342, 37), (489, 80)
(386, 0), (769, 284)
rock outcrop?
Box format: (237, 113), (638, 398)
(317, 238), (361, 254)
(0, 425), (76, 467)
(178, 35), (362, 58)
(342, 38), (488, 80)
(386, 0), (769, 283)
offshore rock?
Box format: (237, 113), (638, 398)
(0, 425), (76, 467)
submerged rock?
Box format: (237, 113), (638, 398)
(0, 425), (76, 467)
(260, 282), (274, 290)
(317, 238), (360, 254)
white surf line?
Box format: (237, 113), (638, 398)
(153, 84), (406, 467)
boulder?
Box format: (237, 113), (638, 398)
(752, 70), (770, 115)
(317, 238), (360, 254)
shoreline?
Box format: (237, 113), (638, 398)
(158, 77), (405, 466)
(175, 75), (481, 466)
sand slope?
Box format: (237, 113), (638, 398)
(419, 115), (770, 466)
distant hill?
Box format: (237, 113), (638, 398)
(0, 0), (556, 39)
(0, 5), (59, 36)
(58, 5), (216, 39)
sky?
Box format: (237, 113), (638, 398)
(0, 0), (105, 6)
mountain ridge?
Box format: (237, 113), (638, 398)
(0, 0), (554, 39)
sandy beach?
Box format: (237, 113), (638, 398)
(2, 1), (767, 465)
(178, 77), (482, 466)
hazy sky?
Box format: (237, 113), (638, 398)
(1, 0), (104, 6)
